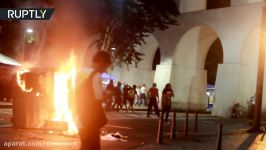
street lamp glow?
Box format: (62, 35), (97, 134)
(26, 28), (33, 33)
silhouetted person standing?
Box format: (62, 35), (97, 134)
(135, 85), (141, 105)
(140, 84), (147, 106)
(76, 51), (111, 150)
(105, 79), (115, 111)
(113, 82), (123, 111)
(147, 83), (160, 117)
(127, 85), (138, 112)
(162, 83), (174, 123)
(122, 84), (129, 112)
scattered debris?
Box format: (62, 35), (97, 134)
(101, 132), (128, 142)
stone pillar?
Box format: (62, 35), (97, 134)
(154, 64), (172, 100)
(238, 65), (257, 114)
(212, 63), (240, 118)
(169, 65), (207, 110)
(187, 70), (207, 110)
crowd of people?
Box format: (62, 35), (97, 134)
(104, 80), (174, 122)
(75, 51), (175, 149)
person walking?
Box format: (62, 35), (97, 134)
(122, 84), (129, 112)
(147, 83), (160, 117)
(135, 85), (141, 105)
(113, 82), (123, 111)
(162, 83), (174, 123)
(105, 79), (115, 111)
(127, 85), (138, 112)
(140, 84), (147, 106)
(76, 51), (111, 150)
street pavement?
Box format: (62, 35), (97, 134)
(0, 108), (266, 150)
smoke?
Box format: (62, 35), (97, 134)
(17, 0), (100, 69)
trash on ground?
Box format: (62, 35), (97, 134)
(101, 132), (128, 142)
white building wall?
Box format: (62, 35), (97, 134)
(212, 64), (240, 117)
(119, 67), (155, 87)
(178, 0), (207, 13)
(152, 2), (263, 118)
(238, 27), (260, 115)
(106, 1), (264, 118)
(169, 65), (207, 111)
(117, 34), (159, 87)
(168, 26), (217, 111)
(154, 64), (172, 99)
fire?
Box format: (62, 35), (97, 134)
(53, 55), (78, 135)
(15, 56), (79, 135)
(16, 69), (33, 92)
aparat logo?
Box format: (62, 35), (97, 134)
(0, 8), (54, 20)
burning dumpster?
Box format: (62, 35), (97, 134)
(13, 55), (80, 135)
(13, 69), (53, 129)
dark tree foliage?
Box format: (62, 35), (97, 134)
(95, 0), (179, 66)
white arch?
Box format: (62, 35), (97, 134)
(173, 26), (220, 69)
(136, 34), (159, 70)
(170, 25), (223, 110)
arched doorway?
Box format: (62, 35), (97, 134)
(171, 26), (224, 111)
(204, 38), (223, 111)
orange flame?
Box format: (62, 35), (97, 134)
(53, 55), (78, 135)
(16, 69), (33, 92)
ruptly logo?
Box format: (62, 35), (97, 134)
(0, 8), (54, 20)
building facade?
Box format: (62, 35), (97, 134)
(110, 0), (265, 118)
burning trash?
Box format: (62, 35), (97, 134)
(16, 69), (33, 93)
(13, 55), (80, 136)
